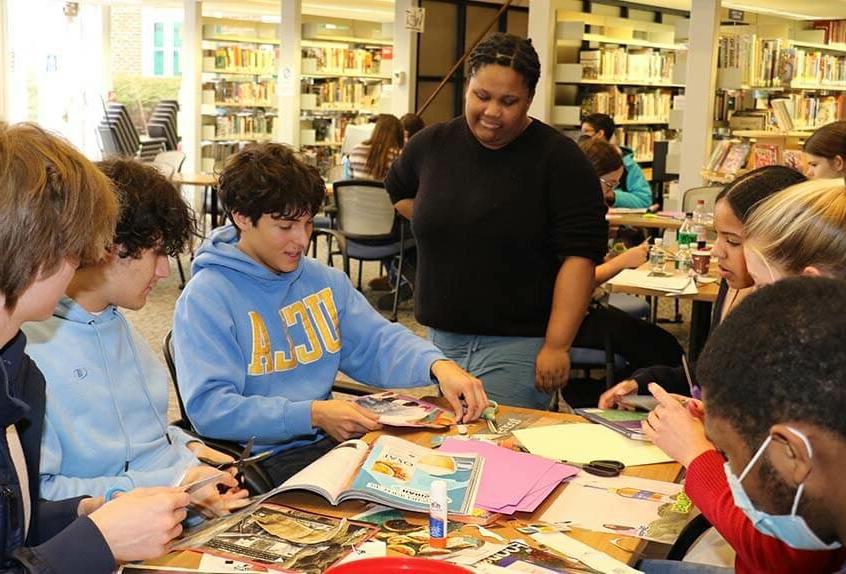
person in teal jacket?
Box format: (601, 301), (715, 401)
(581, 113), (653, 209)
(173, 143), (488, 484)
(24, 159), (245, 513)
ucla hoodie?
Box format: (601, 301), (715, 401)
(23, 298), (200, 500)
(173, 225), (445, 450)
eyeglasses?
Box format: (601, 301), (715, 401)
(599, 177), (619, 190)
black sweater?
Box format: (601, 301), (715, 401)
(0, 332), (114, 573)
(386, 116), (608, 337)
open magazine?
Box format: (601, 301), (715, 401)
(353, 391), (455, 428)
(575, 409), (649, 441)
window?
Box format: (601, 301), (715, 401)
(172, 23), (182, 76)
(142, 9), (183, 77)
(153, 22), (165, 75)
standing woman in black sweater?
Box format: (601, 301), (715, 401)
(385, 33), (608, 409)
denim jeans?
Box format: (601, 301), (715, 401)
(430, 329), (551, 410)
(638, 560), (734, 574)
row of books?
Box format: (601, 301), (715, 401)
(206, 113), (275, 139)
(579, 87), (672, 123)
(203, 46), (276, 75)
(200, 142), (242, 173)
(718, 35), (846, 88)
(706, 139), (805, 177)
(580, 47), (676, 83)
(773, 94), (846, 129)
(810, 20), (846, 45)
(614, 128), (668, 162)
(302, 114), (365, 146)
(303, 77), (382, 109)
(302, 46), (388, 75)
(202, 80), (276, 107)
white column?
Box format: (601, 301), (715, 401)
(101, 5), (112, 96)
(278, 0), (302, 147)
(181, 0), (203, 173)
(678, 0), (719, 193)
(527, 0), (554, 123)
(0, 0), (9, 121)
(391, 0), (418, 116)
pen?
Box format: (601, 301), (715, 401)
(681, 354), (701, 400)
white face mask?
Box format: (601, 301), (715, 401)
(724, 426), (841, 551)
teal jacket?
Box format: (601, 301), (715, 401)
(615, 147), (653, 209)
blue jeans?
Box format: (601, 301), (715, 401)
(638, 560), (733, 574)
(430, 329), (551, 410)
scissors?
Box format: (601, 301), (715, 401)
(197, 436), (273, 488)
(561, 459), (625, 477)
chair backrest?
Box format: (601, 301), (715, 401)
(153, 150), (186, 178)
(682, 185), (724, 213)
(162, 330), (192, 428)
(333, 180), (396, 240)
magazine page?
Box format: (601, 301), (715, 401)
(344, 435), (482, 514)
(353, 391), (455, 428)
(575, 409), (648, 440)
(198, 504), (377, 573)
(276, 439), (370, 503)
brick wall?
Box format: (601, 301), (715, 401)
(111, 6), (142, 76)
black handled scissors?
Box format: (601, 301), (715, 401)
(561, 459), (625, 477)
(198, 436), (273, 488)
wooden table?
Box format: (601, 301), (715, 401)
(607, 213), (716, 233)
(606, 262), (720, 360)
(174, 172), (222, 229)
(149, 404), (682, 569)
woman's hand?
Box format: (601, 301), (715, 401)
(598, 379), (639, 409)
(641, 383), (715, 467)
(181, 465), (249, 517)
(616, 242), (649, 270)
(535, 344), (570, 393)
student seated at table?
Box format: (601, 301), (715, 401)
(801, 120), (846, 179)
(23, 159), (246, 515)
(0, 122), (193, 570)
(581, 113), (652, 209)
(172, 143), (487, 485)
(639, 277), (846, 574)
(348, 114), (403, 180)
(569, 138), (683, 383)
(641, 177), (846, 574)
(598, 166), (807, 408)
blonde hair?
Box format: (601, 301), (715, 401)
(745, 178), (846, 278)
(0, 123), (118, 310)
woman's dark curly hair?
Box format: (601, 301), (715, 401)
(217, 143), (325, 226)
(468, 33), (541, 95)
(96, 159), (197, 259)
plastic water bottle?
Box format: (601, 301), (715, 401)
(650, 238), (666, 274)
(693, 200), (708, 243)
(678, 213), (697, 247)
(676, 243), (693, 273)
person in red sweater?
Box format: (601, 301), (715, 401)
(641, 179), (846, 573)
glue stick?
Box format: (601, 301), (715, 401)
(429, 479), (448, 548)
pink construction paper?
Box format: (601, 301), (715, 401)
(440, 438), (579, 514)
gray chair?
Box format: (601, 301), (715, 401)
(682, 185), (724, 214)
(314, 179), (414, 322)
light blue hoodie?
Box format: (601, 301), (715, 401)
(615, 147), (653, 209)
(173, 225), (445, 451)
(23, 297), (200, 500)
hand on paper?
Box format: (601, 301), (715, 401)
(312, 399), (382, 442)
(89, 486), (190, 562)
(182, 465), (249, 516)
(641, 383), (715, 468)
(597, 379), (639, 409)
(431, 359), (487, 422)
(535, 344), (570, 393)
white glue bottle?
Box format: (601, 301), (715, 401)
(429, 479), (448, 548)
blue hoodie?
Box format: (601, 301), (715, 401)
(23, 298), (200, 500)
(615, 147), (653, 209)
(173, 225), (445, 451)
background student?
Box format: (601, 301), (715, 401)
(0, 122), (190, 570)
(386, 32), (608, 410)
(173, 143), (487, 485)
(598, 166), (807, 407)
(24, 159), (246, 515)
(801, 120), (846, 179)
(348, 114), (404, 180)
(581, 112), (652, 209)
(642, 177), (846, 574)
(400, 113), (425, 144)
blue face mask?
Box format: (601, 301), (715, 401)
(724, 426), (841, 551)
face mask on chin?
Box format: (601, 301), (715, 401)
(724, 426), (841, 551)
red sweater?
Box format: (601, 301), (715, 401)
(685, 450), (846, 574)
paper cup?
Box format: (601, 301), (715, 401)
(691, 250), (711, 276)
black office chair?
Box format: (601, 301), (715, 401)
(162, 331), (275, 495)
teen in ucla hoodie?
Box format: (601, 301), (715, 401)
(173, 225), (446, 452)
